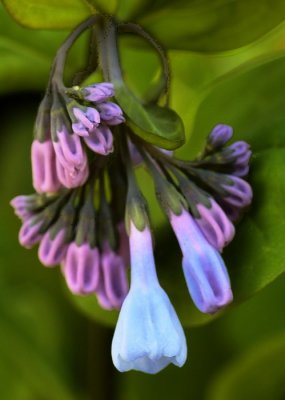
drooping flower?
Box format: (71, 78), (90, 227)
(19, 217), (43, 249)
(56, 157), (89, 189)
(207, 124), (233, 150)
(38, 228), (68, 267)
(71, 106), (101, 136)
(63, 242), (101, 294)
(82, 82), (114, 103)
(31, 140), (61, 193)
(97, 102), (125, 125)
(96, 244), (128, 310)
(10, 194), (39, 221)
(53, 126), (87, 170)
(195, 198), (235, 251)
(83, 125), (114, 155)
(222, 175), (253, 208)
(112, 222), (187, 374)
(9, 11), (254, 376)
(169, 208), (233, 314)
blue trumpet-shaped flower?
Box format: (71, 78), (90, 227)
(170, 209), (233, 314)
(111, 222), (187, 374)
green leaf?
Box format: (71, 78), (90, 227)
(2, 0), (93, 29)
(115, 84), (185, 149)
(176, 51), (285, 303)
(86, 0), (117, 15)
(139, 0), (285, 52)
(0, 5), (88, 94)
(115, 0), (154, 20)
(207, 332), (285, 400)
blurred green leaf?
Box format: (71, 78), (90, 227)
(217, 274), (285, 355)
(0, 5), (88, 94)
(207, 332), (285, 400)
(2, 0), (92, 29)
(115, 0), (154, 20)
(87, 0), (117, 15)
(139, 0), (285, 52)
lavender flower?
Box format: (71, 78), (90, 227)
(56, 157), (89, 189)
(227, 141), (252, 177)
(72, 106), (101, 137)
(82, 82), (114, 103)
(195, 198), (235, 251)
(63, 242), (100, 295)
(10, 195), (38, 221)
(19, 218), (43, 249)
(97, 102), (125, 125)
(10, 14), (254, 376)
(96, 245), (128, 310)
(222, 175), (253, 208)
(38, 229), (68, 267)
(31, 140), (61, 193)
(83, 125), (114, 155)
(207, 124), (233, 149)
(169, 209), (233, 314)
(53, 126), (87, 171)
(112, 222), (187, 374)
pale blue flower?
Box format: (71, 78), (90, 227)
(111, 223), (187, 374)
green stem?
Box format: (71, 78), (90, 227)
(51, 15), (100, 90)
(101, 17), (123, 84)
(119, 22), (170, 103)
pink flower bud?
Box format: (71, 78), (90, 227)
(31, 140), (61, 193)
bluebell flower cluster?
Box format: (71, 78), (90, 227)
(10, 16), (252, 375)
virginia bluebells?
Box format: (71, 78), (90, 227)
(10, 15), (253, 374)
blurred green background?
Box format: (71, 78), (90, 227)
(2, 0), (285, 399)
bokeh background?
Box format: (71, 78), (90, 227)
(1, 0), (285, 399)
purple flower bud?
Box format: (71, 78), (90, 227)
(169, 209), (233, 314)
(63, 242), (100, 295)
(83, 82), (114, 103)
(222, 176), (253, 208)
(195, 199), (235, 251)
(228, 141), (251, 177)
(208, 124), (233, 149)
(219, 201), (241, 222)
(56, 157), (89, 189)
(97, 102), (125, 126)
(19, 218), (43, 249)
(53, 126), (86, 171)
(97, 246), (128, 310)
(72, 107), (100, 136)
(83, 125), (113, 155)
(38, 229), (68, 267)
(10, 195), (36, 221)
(31, 140), (61, 193)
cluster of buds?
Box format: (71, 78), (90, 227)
(11, 180), (129, 309)
(10, 16), (252, 375)
(32, 81), (124, 191)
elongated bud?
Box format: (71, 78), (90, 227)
(207, 124), (233, 151)
(70, 104), (101, 136)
